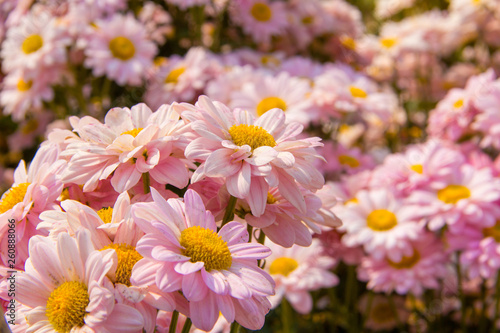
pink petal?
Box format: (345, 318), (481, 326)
(190, 292), (219, 331)
(111, 163), (142, 192)
(175, 261), (204, 274)
(245, 176), (268, 217)
(204, 149), (241, 177)
(182, 272), (208, 302)
(99, 303), (144, 332)
(218, 221), (248, 246)
(229, 243), (271, 260)
(278, 171), (306, 214)
(201, 269), (229, 295)
(226, 162), (251, 198)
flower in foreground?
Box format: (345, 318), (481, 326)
(14, 231), (144, 332)
(132, 189), (275, 331)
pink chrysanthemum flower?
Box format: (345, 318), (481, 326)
(358, 232), (449, 295)
(265, 239), (338, 314)
(181, 96), (325, 217)
(337, 188), (423, 262)
(407, 164), (500, 232)
(242, 187), (341, 247)
(1, 11), (70, 72)
(83, 14), (157, 86)
(230, 71), (315, 125)
(13, 231), (145, 332)
(472, 78), (500, 149)
(0, 144), (64, 268)
(131, 189), (275, 331)
(61, 103), (191, 192)
(318, 142), (376, 176)
(231, 0), (288, 45)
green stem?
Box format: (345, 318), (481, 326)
(387, 293), (402, 330)
(169, 311), (179, 333)
(221, 195), (237, 227)
(257, 230), (266, 268)
(345, 265), (357, 333)
(230, 321), (241, 333)
(361, 291), (374, 330)
(142, 172), (150, 195)
(247, 224), (253, 242)
(281, 298), (294, 333)
(181, 317), (192, 333)
(491, 272), (500, 333)
(456, 253), (467, 333)
(479, 280), (487, 333)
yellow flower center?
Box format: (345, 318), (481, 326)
(370, 302), (395, 324)
(180, 226), (232, 271)
(483, 221), (500, 242)
(408, 126), (422, 138)
(269, 257), (299, 277)
(260, 55), (281, 67)
(301, 16), (314, 25)
(165, 66), (186, 84)
(256, 96), (287, 116)
(58, 188), (70, 201)
(366, 209), (397, 231)
(338, 155), (360, 168)
(45, 281), (89, 333)
(100, 243), (142, 286)
(97, 207), (113, 224)
(251, 3), (272, 22)
(410, 164), (423, 174)
(344, 197), (358, 205)
(17, 79), (33, 92)
(22, 34), (43, 54)
(453, 99), (464, 108)
(380, 37), (397, 49)
(120, 128), (143, 137)
(437, 185), (470, 204)
(0, 183), (30, 214)
(349, 86), (368, 99)
(21, 118), (39, 134)
(267, 192), (277, 204)
(387, 250), (420, 269)
(109, 36), (136, 61)
(228, 124), (276, 151)
(340, 36), (356, 50)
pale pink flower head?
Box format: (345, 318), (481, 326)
(318, 142), (376, 177)
(230, 71), (316, 125)
(83, 13), (157, 86)
(181, 95), (325, 217)
(358, 231), (449, 295)
(337, 188), (424, 262)
(265, 239), (338, 314)
(131, 189), (275, 331)
(230, 0), (288, 45)
(205, 65), (257, 106)
(472, 78), (500, 149)
(0, 144), (65, 268)
(1, 10), (70, 73)
(13, 230), (145, 332)
(61, 103), (191, 193)
(408, 163), (500, 233)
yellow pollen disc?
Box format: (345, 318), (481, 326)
(349, 86), (368, 99)
(453, 99), (464, 108)
(483, 221), (500, 242)
(437, 185), (470, 204)
(17, 79), (33, 92)
(109, 36), (136, 61)
(338, 155), (360, 168)
(154, 56), (167, 66)
(340, 36), (356, 50)
(228, 124), (276, 151)
(260, 55), (281, 67)
(269, 257), (299, 277)
(408, 126), (422, 138)
(410, 164), (423, 174)
(0, 183), (30, 214)
(22, 34), (43, 54)
(339, 124), (350, 133)
(387, 250), (420, 269)
(366, 209), (397, 231)
(267, 192), (277, 204)
(165, 66), (186, 84)
(100, 243), (142, 286)
(22, 119), (39, 134)
(180, 226), (232, 271)
(120, 128), (143, 137)
(370, 303), (395, 324)
(58, 188), (70, 202)
(380, 37), (397, 49)
(301, 16), (314, 25)
(45, 281), (89, 333)
(256, 96), (287, 116)
(97, 207), (113, 224)
(344, 197), (358, 205)
(250, 3), (272, 22)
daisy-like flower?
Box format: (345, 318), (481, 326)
(407, 164), (500, 233)
(83, 14), (157, 86)
(337, 188), (423, 262)
(0, 144), (65, 268)
(230, 0), (288, 45)
(230, 71), (315, 125)
(181, 95), (325, 217)
(1, 11), (69, 72)
(14, 231), (144, 332)
(61, 103), (191, 193)
(318, 142), (376, 176)
(358, 232), (449, 295)
(265, 239), (338, 314)
(131, 189), (275, 331)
